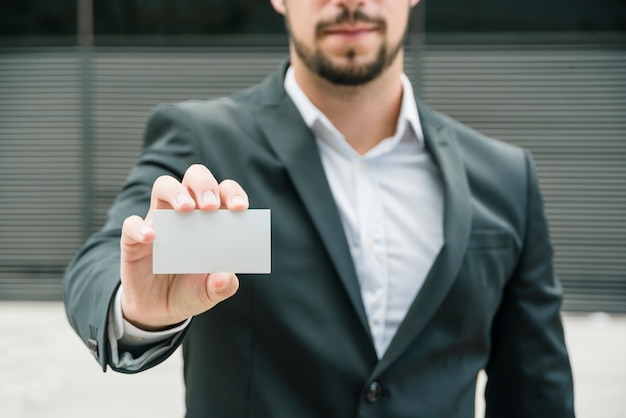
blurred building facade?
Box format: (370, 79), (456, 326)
(0, 0), (625, 312)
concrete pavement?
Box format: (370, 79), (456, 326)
(0, 302), (624, 417)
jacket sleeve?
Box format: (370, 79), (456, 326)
(63, 104), (203, 372)
(484, 152), (575, 417)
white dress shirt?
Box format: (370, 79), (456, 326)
(285, 68), (443, 357)
(110, 67), (444, 360)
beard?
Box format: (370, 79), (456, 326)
(286, 9), (406, 87)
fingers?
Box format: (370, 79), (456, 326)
(122, 215), (154, 246)
(121, 215), (154, 263)
(149, 165), (248, 218)
(150, 174), (198, 213)
(218, 179), (249, 211)
(201, 272), (240, 308)
(181, 164), (221, 210)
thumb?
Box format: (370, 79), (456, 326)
(203, 272), (240, 308)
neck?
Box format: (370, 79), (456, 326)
(292, 54), (405, 155)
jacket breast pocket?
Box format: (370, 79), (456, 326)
(467, 229), (516, 251)
(453, 229), (520, 317)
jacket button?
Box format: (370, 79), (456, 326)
(365, 381), (383, 403)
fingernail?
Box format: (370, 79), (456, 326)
(231, 195), (245, 206)
(203, 191), (218, 206)
(176, 193), (193, 206)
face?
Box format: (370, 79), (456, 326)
(272, 0), (418, 86)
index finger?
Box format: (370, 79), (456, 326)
(181, 164), (221, 211)
(146, 175), (196, 224)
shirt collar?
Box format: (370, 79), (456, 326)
(284, 66), (424, 155)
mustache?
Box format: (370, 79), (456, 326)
(315, 9), (387, 38)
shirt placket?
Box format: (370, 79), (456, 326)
(355, 158), (388, 357)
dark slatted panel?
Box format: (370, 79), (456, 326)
(1, 39), (624, 313)
(419, 43), (626, 312)
(0, 49), (84, 299)
(90, 46), (288, 230)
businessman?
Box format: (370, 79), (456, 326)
(64, 0), (575, 416)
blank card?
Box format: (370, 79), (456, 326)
(152, 209), (271, 274)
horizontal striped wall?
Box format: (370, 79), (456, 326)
(0, 49), (85, 299)
(418, 42), (626, 312)
(0, 38), (624, 312)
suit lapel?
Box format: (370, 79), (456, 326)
(256, 65), (373, 342)
(254, 64), (472, 370)
(373, 103), (473, 375)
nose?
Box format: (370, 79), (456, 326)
(331, 0), (367, 12)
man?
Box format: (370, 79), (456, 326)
(63, 0), (575, 416)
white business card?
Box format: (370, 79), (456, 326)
(152, 209), (271, 274)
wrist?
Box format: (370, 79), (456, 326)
(120, 290), (189, 332)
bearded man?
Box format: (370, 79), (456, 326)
(64, 1), (575, 417)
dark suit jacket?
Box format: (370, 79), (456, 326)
(63, 61), (575, 417)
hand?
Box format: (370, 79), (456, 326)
(119, 164), (248, 331)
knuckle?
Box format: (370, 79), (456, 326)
(153, 174), (175, 189)
(220, 179), (244, 192)
(185, 164), (210, 177)
(122, 215), (139, 229)
(183, 164), (216, 187)
(121, 215), (145, 245)
(188, 163), (204, 171)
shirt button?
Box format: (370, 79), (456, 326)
(364, 381), (383, 403)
